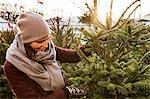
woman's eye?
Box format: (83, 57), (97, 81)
(37, 40), (44, 43)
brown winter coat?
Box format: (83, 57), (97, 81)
(4, 46), (90, 99)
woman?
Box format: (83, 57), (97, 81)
(4, 12), (90, 99)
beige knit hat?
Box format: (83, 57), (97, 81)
(17, 12), (50, 43)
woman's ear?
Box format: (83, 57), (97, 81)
(48, 35), (54, 41)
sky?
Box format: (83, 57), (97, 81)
(0, 0), (149, 20)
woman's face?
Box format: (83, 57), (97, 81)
(30, 36), (49, 52)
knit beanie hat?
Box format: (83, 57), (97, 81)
(17, 12), (50, 43)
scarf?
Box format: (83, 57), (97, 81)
(6, 33), (65, 91)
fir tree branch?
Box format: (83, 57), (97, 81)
(112, 0), (140, 28)
(72, 44), (90, 64)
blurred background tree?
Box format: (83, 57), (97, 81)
(0, 3), (25, 23)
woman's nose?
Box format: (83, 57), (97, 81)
(42, 40), (48, 48)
